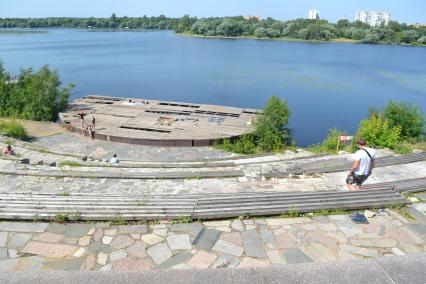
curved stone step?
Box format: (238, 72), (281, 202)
(362, 177), (426, 193)
(0, 168), (244, 179)
(266, 152), (426, 178)
(0, 187), (408, 221)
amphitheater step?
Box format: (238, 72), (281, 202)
(265, 152), (426, 178)
(0, 187), (408, 221)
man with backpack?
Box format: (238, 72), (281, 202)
(346, 138), (376, 190)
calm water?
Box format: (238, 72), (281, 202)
(1, 29), (425, 146)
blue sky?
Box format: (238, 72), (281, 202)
(1, 0), (425, 23)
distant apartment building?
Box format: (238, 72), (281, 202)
(308, 9), (320, 20)
(410, 23), (426, 28)
(355, 11), (391, 26)
(244, 15), (261, 21)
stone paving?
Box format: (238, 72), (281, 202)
(0, 210), (425, 272)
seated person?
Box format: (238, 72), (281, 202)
(110, 154), (119, 164)
(3, 145), (15, 155)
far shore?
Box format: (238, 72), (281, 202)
(176, 32), (426, 47)
(176, 32), (361, 44)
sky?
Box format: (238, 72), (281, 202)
(0, 0), (425, 23)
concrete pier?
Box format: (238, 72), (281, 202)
(60, 96), (259, 146)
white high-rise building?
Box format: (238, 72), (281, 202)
(355, 11), (391, 26)
(308, 9), (320, 20)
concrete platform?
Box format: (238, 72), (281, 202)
(59, 96), (259, 146)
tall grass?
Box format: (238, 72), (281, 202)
(0, 119), (29, 140)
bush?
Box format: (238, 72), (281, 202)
(0, 63), (73, 121)
(321, 128), (345, 151)
(418, 36), (426, 45)
(233, 134), (257, 154)
(214, 134), (256, 154)
(383, 101), (425, 140)
(356, 113), (401, 149)
(362, 33), (379, 44)
(214, 96), (291, 154)
(254, 27), (267, 38)
(255, 96), (291, 152)
(0, 120), (29, 140)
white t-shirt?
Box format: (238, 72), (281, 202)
(110, 157), (119, 164)
(353, 147), (376, 175)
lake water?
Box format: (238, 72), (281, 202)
(1, 29), (425, 146)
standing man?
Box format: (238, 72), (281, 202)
(346, 138), (376, 190)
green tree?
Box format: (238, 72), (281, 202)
(362, 33), (380, 44)
(320, 128), (345, 151)
(383, 101), (425, 139)
(400, 30), (419, 43)
(417, 36), (426, 44)
(337, 19), (351, 29)
(356, 113), (401, 149)
(255, 96), (291, 152)
(0, 63), (73, 121)
(254, 27), (267, 37)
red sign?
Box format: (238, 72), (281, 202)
(339, 135), (353, 142)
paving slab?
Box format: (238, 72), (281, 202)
(282, 248), (313, 264)
(0, 259), (19, 272)
(33, 232), (64, 243)
(187, 251), (218, 269)
(109, 249), (127, 262)
(112, 258), (153, 272)
(147, 243), (172, 265)
(22, 241), (78, 259)
(46, 224), (92, 238)
(166, 234), (192, 250)
(14, 256), (47, 271)
(312, 216), (331, 223)
(340, 244), (378, 258)
(141, 234), (164, 246)
(88, 241), (113, 253)
(118, 225), (147, 234)
(0, 232), (7, 247)
(126, 241), (146, 258)
(260, 229), (274, 243)
(211, 254), (240, 269)
(212, 240), (243, 257)
(156, 252), (193, 270)
(0, 248), (7, 260)
(192, 229), (221, 251)
(241, 230), (267, 259)
(110, 235), (135, 249)
(8, 233), (32, 249)
(0, 222), (48, 233)
(44, 258), (85, 271)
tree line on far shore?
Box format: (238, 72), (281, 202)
(1, 14), (426, 45)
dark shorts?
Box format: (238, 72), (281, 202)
(346, 173), (368, 186)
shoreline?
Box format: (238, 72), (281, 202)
(176, 32), (425, 47)
(176, 32), (360, 44)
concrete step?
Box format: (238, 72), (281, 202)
(0, 187), (408, 221)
